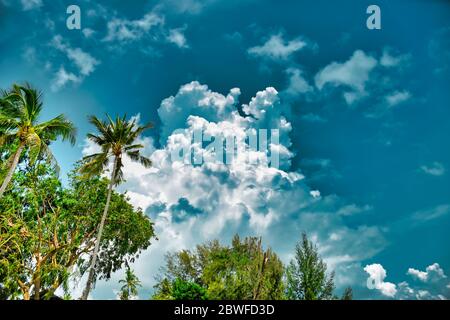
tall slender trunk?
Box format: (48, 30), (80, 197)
(0, 143), (25, 199)
(81, 158), (117, 300)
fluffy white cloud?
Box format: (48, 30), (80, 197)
(365, 263), (450, 300)
(364, 264), (397, 297)
(407, 263), (447, 282)
(315, 50), (377, 104)
(80, 82), (386, 297)
(420, 162), (446, 176)
(248, 33), (307, 61)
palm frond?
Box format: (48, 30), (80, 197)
(79, 152), (110, 178)
(126, 150), (152, 168)
(39, 143), (60, 174)
(0, 133), (18, 147)
(36, 114), (77, 145)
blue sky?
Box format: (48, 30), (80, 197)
(1, 0), (449, 299)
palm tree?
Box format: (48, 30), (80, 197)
(119, 266), (142, 300)
(0, 84), (76, 198)
(80, 114), (152, 300)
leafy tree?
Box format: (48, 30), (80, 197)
(119, 265), (142, 300)
(0, 84), (76, 198)
(79, 114), (153, 300)
(153, 235), (285, 300)
(0, 163), (155, 300)
(341, 286), (353, 300)
(286, 233), (336, 300)
(172, 278), (208, 300)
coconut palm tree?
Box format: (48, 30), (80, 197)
(80, 114), (152, 300)
(0, 84), (76, 198)
(119, 265), (142, 300)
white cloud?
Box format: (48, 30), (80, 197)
(82, 28), (96, 38)
(407, 263), (447, 283)
(248, 33), (307, 61)
(420, 162), (446, 176)
(315, 48), (413, 109)
(315, 50), (377, 104)
(364, 264), (397, 297)
(310, 190), (321, 198)
(365, 263), (449, 300)
(66, 48), (100, 76)
(167, 28), (189, 48)
(83, 82), (387, 297)
(51, 67), (80, 92)
(380, 48), (410, 68)
(104, 12), (164, 43)
(386, 91), (411, 107)
(50, 35), (100, 91)
(21, 0), (42, 11)
(411, 204), (450, 222)
(284, 67), (313, 97)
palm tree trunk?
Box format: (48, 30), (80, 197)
(81, 158), (117, 300)
(0, 143), (25, 199)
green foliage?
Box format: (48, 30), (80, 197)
(0, 83), (76, 195)
(78, 113), (154, 300)
(286, 233), (336, 300)
(341, 286), (353, 300)
(79, 114), (152, 184)
(153, 235), (285, 300)
(0, 162), (155, 300)
(119, 266), (142, 300)
(172, 278), (208, 300)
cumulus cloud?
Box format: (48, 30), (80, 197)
(248, 33), (308, 61)
(365, 263), (450, 300)
(407, 263), (447, 283)
(364, 264), (397, 297)
(420, 162), (446, 176)
(82, 81), (386, 296)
